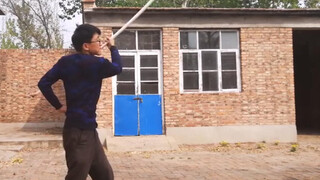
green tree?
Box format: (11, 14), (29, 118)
(59, 0), (319, 21)
(304, 0), (320, 8)
(0, 19), (20, 49)
(0, 0), (63, 49)
(59, 0), (82, 20)
(96, 0), (301, 8)
(59, 0), (115, 20)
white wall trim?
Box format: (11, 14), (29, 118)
(167, 125), (297, 144)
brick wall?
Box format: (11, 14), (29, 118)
(0, 49), (69, 123)
(240, 28), (295, 125)
(0, 48), (114, 128)
(96, 26), (113, 128)
(0, 27), (296, 129)
(162, 27), (295, 127)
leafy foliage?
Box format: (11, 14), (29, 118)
(304, 0), (320, 8)
(59, 0), (82, 20)
(0, 19), (20, 49)
(59, 0), (319, 20)
(96, 0), (302, 8)
(0, 0), (63, 49)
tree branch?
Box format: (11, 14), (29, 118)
(24, 0), (52, 48)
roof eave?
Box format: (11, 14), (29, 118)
(87, 7), (320, 16)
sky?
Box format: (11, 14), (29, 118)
(60, 14), (82, 48)
(57, 0), (83, 48)
(0, 15), (6, 34)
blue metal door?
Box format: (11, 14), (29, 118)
(114, 95), (138, 135)
(114, 54), (162, 136)
(139, 95), (162, 135)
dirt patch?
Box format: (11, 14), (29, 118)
(18, 127), (62, 135)
(178, 134), (320, 154)
(105, 135), (320, 158)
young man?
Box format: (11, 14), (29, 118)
(38, 24), (122, 180)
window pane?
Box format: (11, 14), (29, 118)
(202, 51), (217, 70)
(222, 71), (237, 89)
(121, 56), (134, 68)
(180, 31), (197, 49)
(203, 72), (218, 91)
(117, 83), (135, 95)
(117, 69), (134, 81)
(222, 52), (237, 70)
(141, 69), (158, 80)
(199, 31), (220, 49)
(141, 82), (158, 94)
(141, 55), (157, 67)
(222, 31), (238, 49)
(138, 31), (160, 50)
(184, 72), (198, 90)
(183, 53), (198, 70)
(114, 30), (136, 50)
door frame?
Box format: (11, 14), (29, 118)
(112, 49), (164, 136)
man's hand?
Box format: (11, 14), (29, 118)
(57, 106), (67, 114)
(100, 37), (115, 49)
(106, 37), (114, 49)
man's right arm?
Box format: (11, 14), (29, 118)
(99, 46), (122, 78)
(38, 63), (63, 110)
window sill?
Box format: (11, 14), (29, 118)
(180, 90), (241, 94)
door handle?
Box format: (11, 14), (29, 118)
(133, 97), (143, 103)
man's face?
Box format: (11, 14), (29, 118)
(85, 33), (102, 55)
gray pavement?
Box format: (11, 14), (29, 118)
(0, 123), (320, 180)
(106, 135), (179, 152)
(0, 123), (179, 152)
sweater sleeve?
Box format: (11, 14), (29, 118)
(99, 46), (122, 78)
(38, 62), (62, 110)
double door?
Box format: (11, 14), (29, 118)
(114, 53), (162, 136)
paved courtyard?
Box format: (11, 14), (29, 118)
(0, 135), (320, 180)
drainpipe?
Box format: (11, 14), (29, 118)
(81, 0), (96, 24)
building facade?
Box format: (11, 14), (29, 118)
(81, 0), (320, 144)
(1, 1), (320, 145)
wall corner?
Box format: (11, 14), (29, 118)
(81, 0), (96, 10)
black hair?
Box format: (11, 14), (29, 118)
(71, 24), (101, 52)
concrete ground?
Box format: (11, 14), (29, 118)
(0, 123), (320, 180)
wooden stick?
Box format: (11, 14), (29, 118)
(32, 1), (156, 97)
(101, 0), (155, 49)
(112, 0), (155, 39)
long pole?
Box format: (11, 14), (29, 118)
(100, 0), (155, 49)
(111, 0), (156, 39)
(31, 0), (156, 97)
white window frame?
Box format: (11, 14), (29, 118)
(179, 29), (241, 94)
(112, 29), (163, 96)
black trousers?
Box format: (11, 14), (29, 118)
(63, 128), (114, 180)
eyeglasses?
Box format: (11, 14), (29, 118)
(88, 40), (102, 44)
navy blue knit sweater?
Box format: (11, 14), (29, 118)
(38, 47), (122, 130)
